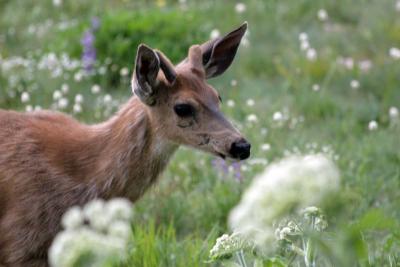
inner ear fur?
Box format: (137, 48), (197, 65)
(200, 22), (248, 79)
(133, 44), (177, 105)
(155, 50), (177, 84)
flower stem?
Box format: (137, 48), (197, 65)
(304, 238), (316, 267)
(235, 249), (248, 267)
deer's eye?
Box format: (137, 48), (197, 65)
(174, 104), (195, 118)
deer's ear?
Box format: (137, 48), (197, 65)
(201, 22), (247, 79)
(132, 44), (160, 105)
(155, 50), (177, 84)
(132, 44), (177, 105)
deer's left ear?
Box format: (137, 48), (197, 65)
(132, 44), (176, 106)
(201, 22), (247, 79)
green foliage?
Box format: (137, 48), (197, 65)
(47, 8), (210, 87)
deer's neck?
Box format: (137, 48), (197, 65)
(86, 97), (178, 201)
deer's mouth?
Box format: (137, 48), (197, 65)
(217, 152), (226, 159)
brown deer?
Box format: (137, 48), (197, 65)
(0, 23), (250, 267)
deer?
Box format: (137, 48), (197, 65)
(0, 22), (250, 267)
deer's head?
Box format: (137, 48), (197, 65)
(131, 23), (250, 160)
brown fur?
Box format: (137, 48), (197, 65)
(0, 99), (176, 266)
(0, 23), (249, 266)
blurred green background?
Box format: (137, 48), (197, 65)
(0, 0), (399, 266)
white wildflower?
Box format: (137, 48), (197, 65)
(278, 227), (292, 240)
(58, 98), (69, 109)
(273, 111), (283, 121)
(368, 120), (378, 131)
(312, 84), (320, 91)
(119, 67), (129, 77)
(73, 103), (82, 114)
(344, 57), (354, 69)
(240, 165), (248, 172)
(350, 79), (360, 89)
(21, 92), (30, 103)
(103, 94), (112, 104)
(337, 57), (355, 70)
(358, 60), (372, 72)
(300, 40), (310, 51)
(25, 105), (33, 112)
(235, 2), (247, 14)
(389, 106), (399, 119)
(52, 0), (62, 7)
(83, 199), (109, 231)
(209, 233), (249, 260)
(91, 84), (101, 94)
(108, 221), (131, 239)
(230, 79), (238, 87)
(261, 143), (271, 151)
(49, 198), (134, 267)
(306, 48), (317, 61)
(48, 228), (127, 267)
(396, 0), (400, 11)
(299, 32), (308, 42)
(73, 72), (83, 82)
(227, 99), (235, 107)
(301, 206), (320, 216)
(314, 216), (328, 231)
(389, 47), (400, 59)
(261, 128), (268, 135)
(61, 206), (84, 230)
(98, 66), (107, 75)
(61, 84), (69, 94)
(317, 9), (328, 21)
(106, 198), (134, 222)
(248, 158), (268, 166)
(210, 29), (220, 39)
(229, 154), (340, 252)
(247, 114), (258, 123)
(246, 98), (255, 106)
(53, 90), (62, 100)
(74, 94), (84, 104)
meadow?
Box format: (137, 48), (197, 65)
(0, 0), (399, 266)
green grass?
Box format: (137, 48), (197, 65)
(1, 0), (399, 266)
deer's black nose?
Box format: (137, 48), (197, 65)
(230, 139), (251, 160)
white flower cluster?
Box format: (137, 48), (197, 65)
(37, 53), (81, 78)
(389, 106), (399, 127)
(368, 120), (378, 131)
(272, 206), (328, 263)
(209, 233), (250, 260)
(283, 143), (339, 162)
(299, 33), (317, 61)
(229, 154), (340, 253)
(389, 47), (400, 60)
(235, 3), (247, 14)
(317, 9), (328, 21)
(49, 198), (134, 267)
(337, 57), (373, 73)
(301, 206), (328, 232)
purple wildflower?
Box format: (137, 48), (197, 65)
(231, 161), (243, 181)
(91, 17), (101, 30)
(81, 29), (96, 74)
(211, 158), (229, 175)
(80, 17), (100, 74)
(211, 158), (244, 181)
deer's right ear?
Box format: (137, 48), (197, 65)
(201, 22), (247, 79)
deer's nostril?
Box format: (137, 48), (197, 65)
(230, 140), (251, 160)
